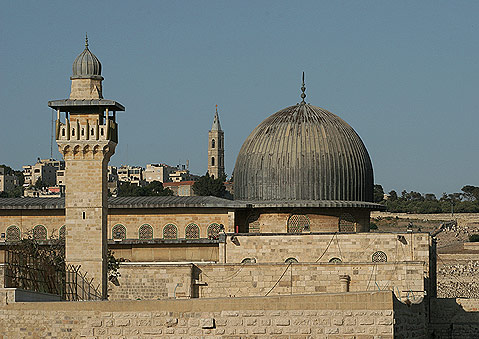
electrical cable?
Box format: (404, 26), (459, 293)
(315, 233), (336, 262)
(265, 262), (292, 296)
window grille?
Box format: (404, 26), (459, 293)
(112, 224), (126, 240)
(207, 223), (222, 240)
(339, 213), (355, 232)
(6, 226), (20, 242)
(33, 225), (47, 240)
(185, 223), (200, 239)
(285, 257), (298, 263)
(59, 225), (66, 240)
(372, 251), (387, 262)
(329, 257), (342, 263)
(138, 224), (153, 239)
(163, 224), (178, 239)
(287, 214), (310, 233)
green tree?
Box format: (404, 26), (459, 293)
(117, 181), (173, 197)
(192, 172), (227, 198)
(388, 190), (398, 201)
(462, 185), (479, 201)
(373, 184), (385, 203)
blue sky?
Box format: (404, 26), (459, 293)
(1, 1), (478, 196)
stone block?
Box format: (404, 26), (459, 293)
(201, 318), (215, 329)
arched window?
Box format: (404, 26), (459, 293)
(6, 225), (20, 242)
(212, 139), (216, 148)
(219, 139), (222, 149)
(185, 223), (200, 239)
(163, 224), (178, 239)
(138, 224), (153, 240)
(33, 225), (47, 240)
(59, 225), (66, 240)
(112, 224), (126, 240)
(287, 214), (310, 233)
(372, 251), (387, 262)
(329, 257), (342, 263)
(285, 257), (298, 264)
(339, 213), (356, 232)
(241, 257), (257, 263)
(211, 157), (215, 166)
(207, 223), (222, 240)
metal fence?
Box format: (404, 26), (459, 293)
(4, 248), (102, 301)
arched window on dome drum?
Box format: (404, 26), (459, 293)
(163, 224), (178, 239)
(112, 224), (126, 240)
(6, 225), (20, 242)
(212, 139), (215, 148)
(329, 257), (342, 263)
(211, 157), (215, 166)
(138, 224), (153, 240)
(59, 225), (66, 240)
(185, 223), (200, 239)
(207, 223), (222, 240)
(287, 214), (310, 233)
(339, 213), (356, 233)
(372, 251), (387, 262)
(33, 225), (47, 240)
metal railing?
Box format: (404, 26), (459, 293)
(4, 248), (102, 301)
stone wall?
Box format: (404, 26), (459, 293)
(224, 232), (430, 265)
(393, 296), (428, 338)
(0, 207), (230, 241)
(429, 298), (479, 339)
(0, 291), (397, 338)
(108, 263), (194, 301)
(197, 262), (424, 301)
(371, 211), (479, 227)
(107, 261), (424, 302)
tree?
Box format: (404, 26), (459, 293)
(192, 172), (227, 198)
(34, 178), (44, 190)
(388, 190), (398, 201)
(373, 184), (385, 203)
(117, 181), (173, 197)
(462, 185), (479, 201)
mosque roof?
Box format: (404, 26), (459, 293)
(0, 196), (245, 210)
(234, 75), (374, 203)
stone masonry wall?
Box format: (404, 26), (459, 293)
(108, 264), (194, 301)
(0, 291), (396, 338)
(107, 261), (424, 302)
(225, 232), (430, 266)
(371, 211), (479, 227)
(429, 298), (479, 339)
(0, 208), (229, 241)
(197, 262), (424, 301)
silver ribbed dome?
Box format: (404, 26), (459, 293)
(72, 38), (102, 78)
(234, 103), (374, 202)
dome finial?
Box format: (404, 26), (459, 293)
(85, 33), (89, 48)
(216, 104), (218, 114)
(300, 71), (306, 104)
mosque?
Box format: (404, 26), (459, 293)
(1, 38), (463, 338)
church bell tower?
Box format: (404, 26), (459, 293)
(208, 105), (225, 179)
(48, 36), (124, 298)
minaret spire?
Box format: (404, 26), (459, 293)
(300, 71), (306, 104)
(85, 32), (89, 48)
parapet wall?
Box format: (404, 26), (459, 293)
(0, 291), (397, 338)
(107, 261), (424, 302)
(223, 232), (430, 267)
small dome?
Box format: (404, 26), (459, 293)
(72, 37), (102, 78)
(234, 103), (374, 202)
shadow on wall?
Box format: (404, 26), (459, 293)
(429, 298), (479, 339)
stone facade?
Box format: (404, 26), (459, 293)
(0, 291), (398, 338)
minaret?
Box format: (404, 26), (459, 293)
(48, 35), (124, 298)
(208, 105), (225, 179)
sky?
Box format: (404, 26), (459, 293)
(0, 1), (478, 197)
